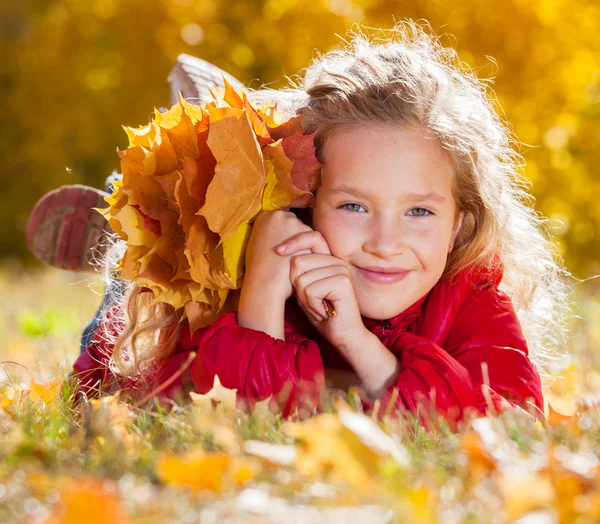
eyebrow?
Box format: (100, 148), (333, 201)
(327, 185), (447, 204)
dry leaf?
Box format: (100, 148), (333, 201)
(156, 100), (201, 158)
(251, 396), (273, 418)
(231, 457), (258, 486)
(88, 392), (138, 449)
(48, 478), (130, 524)
(284, 413), (381, 491)
(29, 379), (61, 406)
(282, 133), (322, 194)
(190, 375), (237, 413)
(262, 140), (312, 210)
(221, 221), (252, 286)
(156, 449), (230, 492)
(498, 473), (555, 520)
(105, 81), (321, 331)
(461, 431), (496, 472)
(200, 105), (266, 240)
(337, 409), (410, 467)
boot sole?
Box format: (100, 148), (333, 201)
(27, 185), (110, 271)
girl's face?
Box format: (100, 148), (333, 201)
(312, 125), (464, 320)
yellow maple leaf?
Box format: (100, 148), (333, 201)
(48, 477), (130, 524)
(154, 95), (205, 128)
(221, 221), (252, 285)
(401, 487), (438, 524)
(156, 449), (230, 492)
(285, 413), (380, 492)
(153, 98), (203, 158)
(29, 379), (61, 406)
(121, 122), (179, 176)
(111, 205), (156, 247)
(185, 216), (220, 283)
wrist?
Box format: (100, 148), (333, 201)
(337, 331), (400, 398)
(243, 267), (291, 300)
(336, 327), (376, 356)
(238, 277), (288, 340)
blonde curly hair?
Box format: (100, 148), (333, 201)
(107, 20), (572, 380)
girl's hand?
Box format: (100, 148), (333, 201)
(277, 231), (371, 351)
(243, 210), (313, 301)
(238, 210), (313, 340)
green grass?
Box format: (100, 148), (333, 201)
(1, 265), (600, 523)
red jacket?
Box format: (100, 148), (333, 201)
(72, 262), (544, 419)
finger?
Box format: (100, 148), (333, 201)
(294, 265), (351, 318)
(295, 265), (346, 318)
(297, 301), (326, 324)
(302, 272), (355, 318)
(276, 231), (331, 256)
(290, 253), (345, 283)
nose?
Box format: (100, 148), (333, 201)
(362, 216), (405, 259)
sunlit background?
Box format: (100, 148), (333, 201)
(1, 1), (599, 379)
(2, 0), (599, 278)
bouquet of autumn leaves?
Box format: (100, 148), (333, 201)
(101, 81), (321, 333)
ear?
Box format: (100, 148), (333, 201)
(449, 211), (464, 252)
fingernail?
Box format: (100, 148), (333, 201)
(277, 245), (286, 253)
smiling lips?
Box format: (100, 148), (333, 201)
(355, 266), (411, 284)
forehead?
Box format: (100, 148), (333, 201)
(321, 125), (455, 198)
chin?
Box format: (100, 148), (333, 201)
(358, 300), (406, 321)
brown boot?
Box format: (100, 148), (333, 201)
(27, 185), (110, 271)
(168, 54), (247, 105)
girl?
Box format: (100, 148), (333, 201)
(72, 22), (570, 421)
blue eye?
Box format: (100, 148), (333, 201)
(340, 203), (366, 213)
(408, 208), (434, 217)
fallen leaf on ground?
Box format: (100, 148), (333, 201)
(285, 413), (381, 492)
(48, 477), (130, 524)
(156, 448), (231, 492)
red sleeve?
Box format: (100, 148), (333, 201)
(190, 305), (324, 417)
(445, 286), (544, 415)
(366, 286), (543, 421)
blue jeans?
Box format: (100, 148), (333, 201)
(79, 171), (124, 353)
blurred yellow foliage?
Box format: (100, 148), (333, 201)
(2, 0), (599, 279)
(157, 449), (231, 491)
(285, 413), (381, 492)
(28, 379), (61, 405)
(48, 477), (131, 523)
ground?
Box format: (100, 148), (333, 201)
(1, 266), (599, 523)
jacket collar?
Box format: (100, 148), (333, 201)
(362, 292), (430, 334)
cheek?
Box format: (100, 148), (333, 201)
(407, 225), (452, 257)
(313, 210), (358, 257)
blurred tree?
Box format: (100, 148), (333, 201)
(1, 0), (598, 278)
